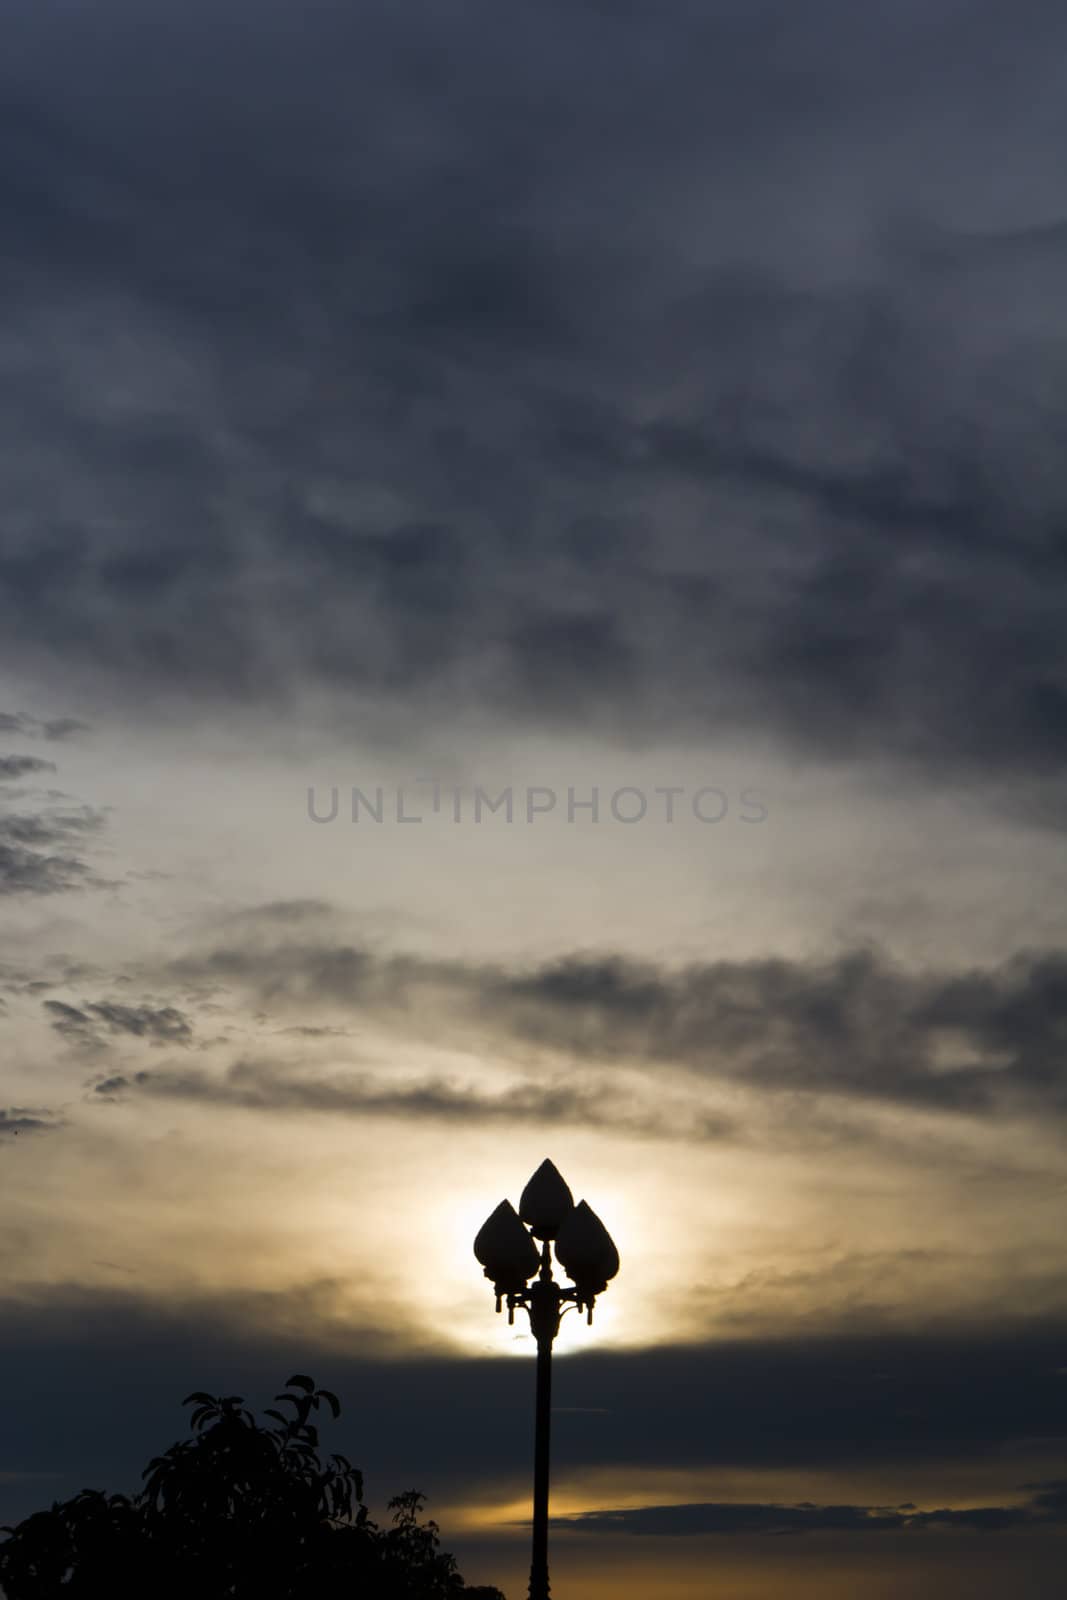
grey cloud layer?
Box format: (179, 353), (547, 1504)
(102, 1056), (730, 1143)
(3, 2), (1067, 781)
(145, 933), (1067, 1121)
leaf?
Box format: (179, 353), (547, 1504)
(318, 1388), (341, 1418)
(182, 1391), (216, 1406)
(284, 1373), (315, 1392)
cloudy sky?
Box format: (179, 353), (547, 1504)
(3, 1), (1067, 1594)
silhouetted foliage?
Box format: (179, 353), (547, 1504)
(0, 1376), (505, 1600)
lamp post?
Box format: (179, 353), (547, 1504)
(474, 1159), (620, 1600)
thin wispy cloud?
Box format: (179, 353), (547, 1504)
(554, 1482), (1067, 1536)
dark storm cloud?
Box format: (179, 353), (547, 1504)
(162, 935), (1067, 1119)
(554, 1484), (1067, 1536)
(1, 1284), (1065, 1529)
(3, 1), (1067, 781)
(44, 997), (193, 1047)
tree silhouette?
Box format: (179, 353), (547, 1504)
(0, 1375), (505, 1600)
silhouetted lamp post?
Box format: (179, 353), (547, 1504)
(474, 1159), (619, 1600)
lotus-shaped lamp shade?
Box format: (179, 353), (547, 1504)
(474, 1199), (540, 1292)
(519, 1158), (575, 1240)
(553, 1200), (619, 1299)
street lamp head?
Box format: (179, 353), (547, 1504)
(473, 1198), (540, 1295)
(519, 1158), (575, 1240)
(553, 1199), (620, 1307)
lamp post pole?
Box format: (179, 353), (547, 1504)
(473, 1161), (620, 1600)
(527, 1244), (560, 1600)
